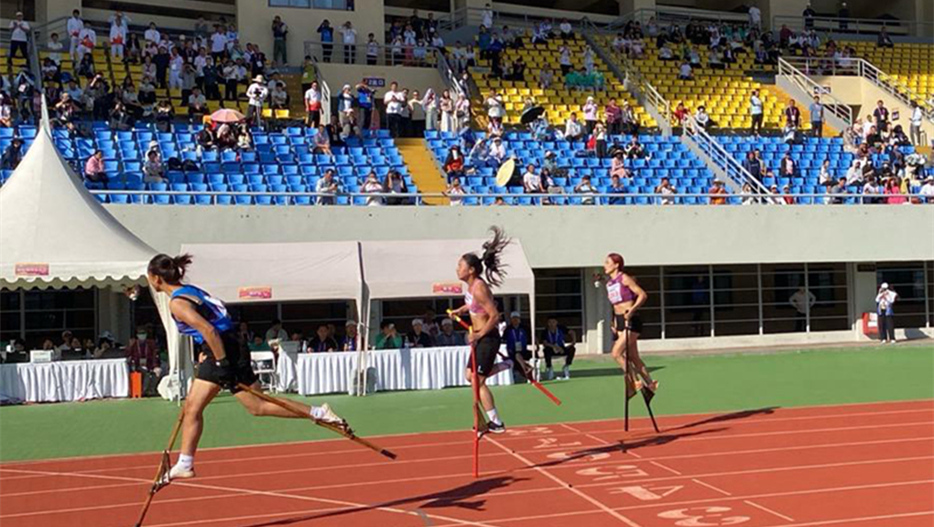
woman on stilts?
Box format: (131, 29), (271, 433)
(146, 254), (348, 480)
(597, 253), (659, 394)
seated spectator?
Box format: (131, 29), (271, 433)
(375, 321), (403, 349)
(384, 170), (409, 205)
(919, 176), (934, 203)
(877, 27), (893, 48)
(559, 19), (574, 39)
(678, 60), (693, 80)
(196, 127), (216, 151)
(467, 137), (490, 166)
(659, 45), (675, 61)
(408, 319), (434, 347)
(564, 113), (583, 141)
(694, 105), (712, 129)
(818, 159), (833, 187)
(779, 152), (797, 177)
(845, 160), (863, 186)
(142, 150), (165, 183)
(249, 335), (271, 351)
(126, 326), (162, 395)
(307, 324), (338, 352)
(884, 176), (907, 204)
(237, 127), (253, 150)
(741, 183), (756, 205)
(341, 321), (359, 351)
(538, 68), (554, 89)
(84, 150), (107, 184)
(489, 136), (507, 165)
(215, 124), (237, 150)
(315, 168), (340, 205)
(540, 318), (575, 380)
(312, 125), (332, 156)
(435, 318), (464, 346)
(522, 164), (544, 194)
(828, 177), (848, 204)
(655, 177), (677, 204)
(187, 87), (208, 119)
(709, 180), (728, 204)
(265, 319), (288, 342)
(363, 171), (386, 206)
(574, 175), (597, 205)
(270, 81), (289, 110)
(445, 177), (466, 206)
(862, 176), (882, 204)
(610, 149), (631, 179)
(443, 145), (465, 181)
(625, 136), (647, 159)
(1, 138), (24, 170)
(673, 101), (689, 126)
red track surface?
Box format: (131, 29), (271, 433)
(1, 399), (932, 527)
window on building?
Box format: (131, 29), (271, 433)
(0, 288), (97, 348)
(877, 262), (927, 328)
(535, 269), (583, 339)
(268, 0), (354, 10)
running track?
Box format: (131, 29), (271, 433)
(1, 399), (932, 527)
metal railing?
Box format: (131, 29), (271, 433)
(772, 15), (932, 37)
(605, 6), (749, 32)
(87, 189), (933, 206)
(780, 56), (934, 123)
(436, 49), (466, 100)
(441, 5), (609, 32)
(302, 40), (444, 69)
(682, 115), (769, 195)
(777, 58), (854, 128)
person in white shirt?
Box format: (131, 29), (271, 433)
(485, 91), (504, 125)
(559, 19), (573, 39)
(558, 45), (572, 75)
(489, 137), (507, 165)
(481, 5), (494, 30)
(47, 33), (64, 65)
(365, 33), (380, 65)
(8, 12), (31, 63)
(694, 106), (710, 129)
(875, 283), (898, 343)
(750, 89), (764, 135)
(678, 61), (692, 80)
(168, 49), (184, 90)
(522, 164), (543, 194)
(340, 22), (357, 64)
(788, 287), (816, 331)
(144, 22), (161, 45)
(909, 102), (924, 146)
(109, 12), (129, 60)
(245, 75), (268, 127)
(304, 81), (322, 127)
(919, 176), (934, 203)
(210, 26), (228, 61)
(383, 81), (406, 137)
(77, 26), (97, 64)
(748, 5), (761, 30)
(659, 46), (674, 61)
(67, 9), (84, 61)
(445, 177), (467, 206)
(563, 113), (582, 141)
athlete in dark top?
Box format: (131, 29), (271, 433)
(596, 253), (658, 393)
(146, 254), (347, 481)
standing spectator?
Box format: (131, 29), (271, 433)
(875, 283), (897, 343)
(877, 27), (893, 48)
(809, 96), (824, 137)
(304, 81), (322, 128)
(77, 24), (97, 65)
(272, 16), (289, 66)
(245, 75), (268, 127)
(803, 2), (816, 30)
(67, 9), (84, 62)
(604, 99), (621, 136)
(439, 90), (455, 132)
(485, 91), (505, 126)
(750, 89), (764, 135)
(8, 12), (30, 65)
(789, 286), (816, 331)
(436, 318), (465, 346)
(582, 96), (598, 134)
(84, 150), (107, 185)
(873, 100), (890, 133)
(109, 12), (129, 61)
(540, 318), (575, 380)
(748, 4), (761, 30)
(317, 20), (334, 62)
(356, 81), (374, 130)
(265, 319), (288, 343)
(503, 312), (533, 382)
(365, 33), (380, 65)
(779, 152), (797, 177)
(210, 25), (228, 62)
(340, 21), (357, 64)
(383, 82), (406, 137)
(784, 99), (801, 130)
(838, 2), (850, 31)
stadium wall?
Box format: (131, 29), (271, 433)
(316, 63), (448, 100)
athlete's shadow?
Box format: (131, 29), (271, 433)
(566, 365), (665, 380)
(531, 426), (727, 469)
(241, 475), (527, 526)
(666, 407), (780, 432)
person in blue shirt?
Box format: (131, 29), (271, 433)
(607, 174), (626, 205)
(355, 80), (374, 130)
(503, 311), (533, 382)
(146, 254), (347, 481)
(540, 317), (576, 380)
(317, 20), (334, 63)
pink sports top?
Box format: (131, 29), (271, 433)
(606, 274), (636, 305)
(465, 287), (487, 315)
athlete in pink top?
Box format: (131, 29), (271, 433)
(598, 253), (658, 393)
(450, 227), (511, 434)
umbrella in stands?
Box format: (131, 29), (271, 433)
(210, 109), (245, 123)
(520, 105), (545, 125)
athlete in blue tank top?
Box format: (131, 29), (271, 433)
(146, 253), (349, 481)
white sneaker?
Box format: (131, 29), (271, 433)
(561, 366), (570, 380)
(545, 368), (554, 381)
(317, 403), (349, 429)
(169, 464), (195, 480)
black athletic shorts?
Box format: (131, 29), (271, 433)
(467, 331), (501, 377)
(615, 314), (644, 334)
(195, 331), (258, 393)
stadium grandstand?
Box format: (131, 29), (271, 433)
(1, 1), (933, 526)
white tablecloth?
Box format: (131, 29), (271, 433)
(0, 359), (130, 403)
(276, 351), (299, 392)
(294, 346), (514, 396)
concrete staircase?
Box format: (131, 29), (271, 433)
(395, 138), (448, 206)
(282, 72), (306, 119)
(760, 83), (839, 136)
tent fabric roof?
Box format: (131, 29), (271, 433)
(0, 129), (157, 289)
(361, 239), (535, 300)
(180, 242), (364, 310)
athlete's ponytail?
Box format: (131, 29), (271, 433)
(463, 227), (510, 287)
(147, 253), (193, 284)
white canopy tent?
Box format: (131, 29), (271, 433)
(179, 241), (365, 324)
(360, 239), (537, 344)
(0, 126), (192, 401)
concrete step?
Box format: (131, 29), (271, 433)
(395, 137), (448, 206)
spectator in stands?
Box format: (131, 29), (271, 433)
(340, 21), (357, 64)
(784, 99), (801, 130)
(845, 160), (863, 186)
(809, 96), (824, 138)
(303, 81), (322, 128)
(655, 177), (677, 205)
(563, 113), (583, 141)
(408, 319), (434, 348)
(919, 176), (934, 203)
(877, 28), (893, 48)
(271, 16), (289, 66)
(694, 106), (711, 130)
(7, 12), (30, 65)
(522, 164), (544, 194)
(310, 125), (332, 156)
(709, 180), (728, 205)
(445, 177), (466, 206)
(575, 175), (598, 205)
(559, 18), (574, 39)
(237, 127), (253, 150)
(142, 150), (165, 184)
(265, 319), (288, 343)
(375, 321), (403, 349)
(363, 171), (386, 206)
(909, 102), (924, 146)
(187, 87), (208, 119)
(384, 82), (406, 137)
(436, 318), (464, 346)
(875, 283), (898, 343)
(828, 177), (848, 204)
(1, 138), (24, 170)
(885, 176), (907, 204)
(862, 176), (882, 204)
(743, 151), (762, 179)
(317, 20), (334, 62)
(245, 75), (268, 127)
(314, 168), (339, 205)
(873, 100), (890, 133)
(84, 150), (107, 184)
(749, 90), (764, 135)
(610, 149), (631, 180)
(747, 5), (761, 30)
(624, 136), (647, 160)
(443, 145), (466, 182)
(307, 324), (338, 352)
(818, 159), (834, 187)
(678, 60), (693, 81)
(780, 152), (798, 178)
(789, 287), (816, 331)
(541, 318), (575, 380)
(340, 321), (359, 351)
(489, 136), (507, 166)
